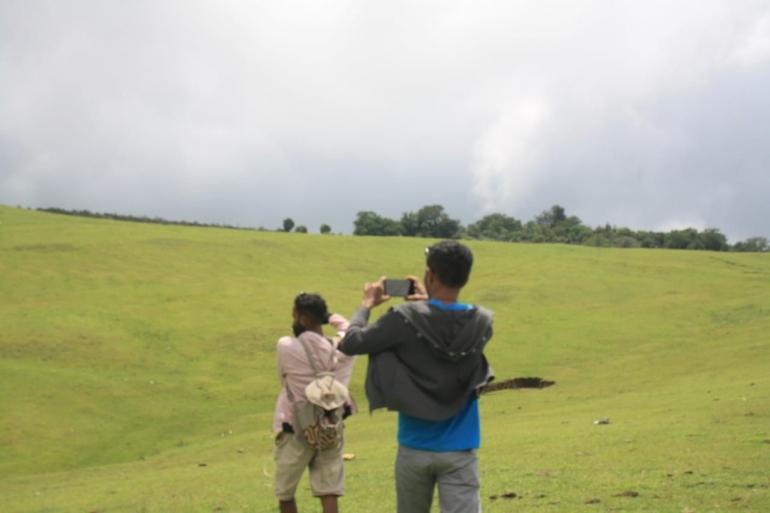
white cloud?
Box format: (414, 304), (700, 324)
(471, 100), (552, 212)
(725, 11), (770, 68)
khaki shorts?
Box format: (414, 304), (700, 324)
(273, 431), (345, 501)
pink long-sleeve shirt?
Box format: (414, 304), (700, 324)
(272, 314), (358, 432)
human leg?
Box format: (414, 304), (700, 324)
(395, 445), (436, 513)
(435, 450), (480, 513)
(319, 494), (339, 513)
(274, 433), (315, 503)
(308, 437), (345, 505)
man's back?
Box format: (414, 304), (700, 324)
(273, 314), (356, 432)
(340, 301), (493, 421)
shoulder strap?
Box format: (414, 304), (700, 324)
(295, 334), (336, 374)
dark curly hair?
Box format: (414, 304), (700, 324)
(294, 292), (330, 325)
(426, 240), (474, 289)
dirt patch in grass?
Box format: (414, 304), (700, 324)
(482, 377), (555, 394)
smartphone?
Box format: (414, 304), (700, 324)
(384, 279), (415, 297)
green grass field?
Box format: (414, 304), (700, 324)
(1, 205), (768, 512)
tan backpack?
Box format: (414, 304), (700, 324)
(288, 334), (349, 450)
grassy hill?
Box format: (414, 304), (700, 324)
(1, 205), (768, 512)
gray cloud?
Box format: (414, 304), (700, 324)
(1, 0), (769, 240)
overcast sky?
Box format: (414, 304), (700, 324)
(1, 1), (769, 241)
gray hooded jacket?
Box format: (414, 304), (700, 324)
(339, 301), (494, 421)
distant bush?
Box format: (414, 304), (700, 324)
(584, 235), (610, 247)
(732, 236), (769, 252)
(613, 236), (641, 248)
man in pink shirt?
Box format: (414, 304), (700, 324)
(273, 292), (357, 513)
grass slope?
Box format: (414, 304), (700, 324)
(1, 205), (768, 512)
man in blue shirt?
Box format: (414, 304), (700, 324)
(339, 240), (494, 513)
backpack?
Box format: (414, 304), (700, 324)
(288, 334), (349, 451)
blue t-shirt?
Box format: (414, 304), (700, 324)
(397, 299), (481, 452)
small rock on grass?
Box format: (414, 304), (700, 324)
(585, 498), (601, 504)
(613, 490), (639, 497)
(343, 453), (355, 461)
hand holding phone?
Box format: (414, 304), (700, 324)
(361, 276), (389, 309)
(404, 274), (428, 301)
(383, 278), (415, 297)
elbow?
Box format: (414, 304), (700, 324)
(337, 335), (363, 356)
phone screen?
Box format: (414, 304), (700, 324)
(384, 279), (415, 297)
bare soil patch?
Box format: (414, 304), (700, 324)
(482, 377), (555, 394)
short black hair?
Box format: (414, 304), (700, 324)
(426, 240), (473, 289)
(294, 292), (330, 325)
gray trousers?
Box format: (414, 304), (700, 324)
(395, 445), (481, 513)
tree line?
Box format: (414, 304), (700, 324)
(352, 204), (769, 252)
(33, 205), (768, 252)
(36, 207), (336, 235)
(37, 207), (266, 232)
